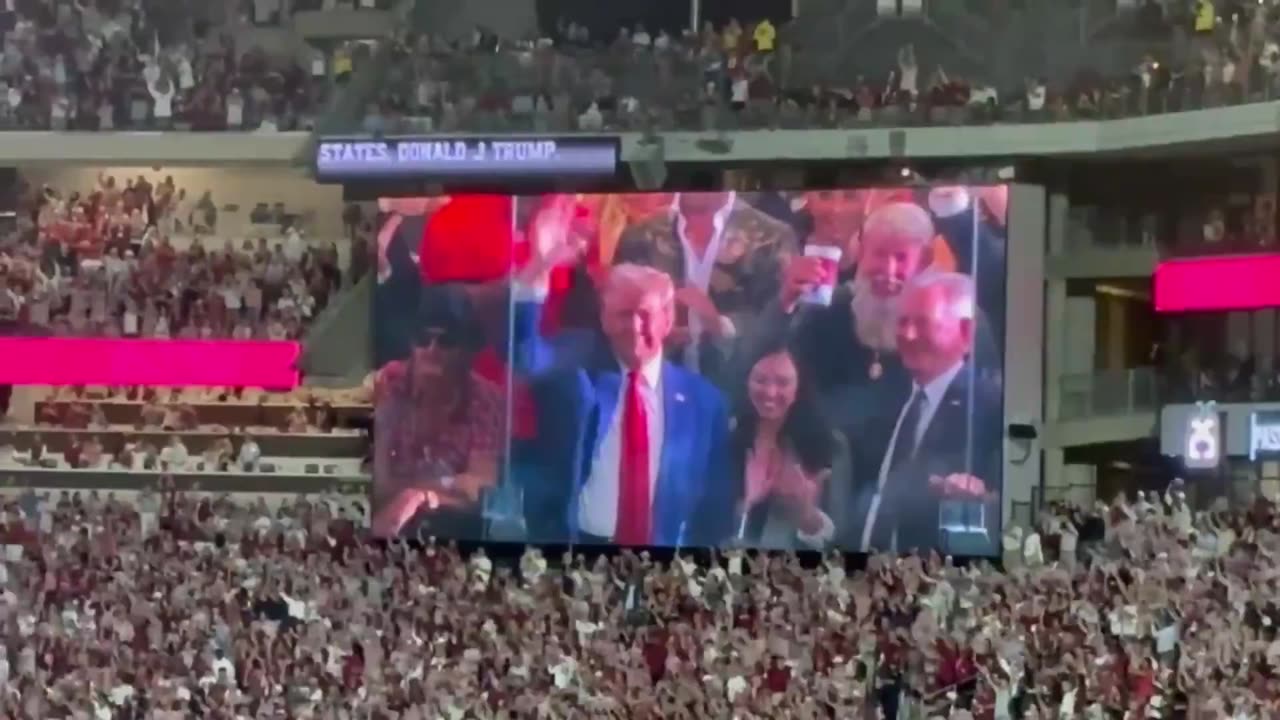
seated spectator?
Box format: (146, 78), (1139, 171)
(238, 433), (262, 471)
(80, 435), (106, 469)
(159, 434), (190, 470)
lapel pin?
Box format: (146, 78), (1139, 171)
(674, 392), (686, 403)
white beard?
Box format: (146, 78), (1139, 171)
(850, 277), (899, 352)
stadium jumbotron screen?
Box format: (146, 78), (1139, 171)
(370, 187), (1008, 555)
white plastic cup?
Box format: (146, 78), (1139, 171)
(799, 245), (842, 306)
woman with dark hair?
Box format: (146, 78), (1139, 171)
(370, 288), (506, 538)
(730, 340), (849, 549)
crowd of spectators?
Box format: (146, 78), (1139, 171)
(0, 172), (355, 341)
(2, 0), (1280, 134)
(0, 481), (1274, 717)
(0, 0), (339, 131)
(360, 0), (1280, 134)
(1162, 347), (1280, 403)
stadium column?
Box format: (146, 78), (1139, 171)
(1004, 185), (1048, 529)
(1040, 190), (1069, 513)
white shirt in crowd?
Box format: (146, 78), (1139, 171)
(177, 57), (195, 90)
(578, 103), (603, 131)
(1027, 84), (1046, 111)
(149, 79), (174, 119)
(578, 354), (664, 538)
(226, 91), (244, 128)
(160, 440), (189, 470)
(285, 229), (307, 263)
(731, 76), (749, 103)
(898, 61), (918, 95)
(238, 439), (261, 469)
(969, 85), (998, 106)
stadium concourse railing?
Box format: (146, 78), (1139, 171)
(0, 469), (369, 495)
(1059, 367), (1158, 421)
(8, 96), (1259, 166)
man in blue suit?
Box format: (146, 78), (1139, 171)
(510, 208), (736, 547)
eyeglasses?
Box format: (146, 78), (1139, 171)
(413, 327), (464, 350)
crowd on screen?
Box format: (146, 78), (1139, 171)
(0, 173), (352, 341)
(0, 0), (333, 131)
(370, 188), (1006, 555)
(0, 482), (1277, 717)
(361, 0), (1280, 135)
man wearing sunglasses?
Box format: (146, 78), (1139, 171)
(371, 290), (505, 538)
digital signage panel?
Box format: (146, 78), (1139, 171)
(370, 187), (1009, 555)
(313, 136), (619, 184)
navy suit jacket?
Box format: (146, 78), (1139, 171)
(510, 301), (736, 547)
(841, 362), (1001, 555)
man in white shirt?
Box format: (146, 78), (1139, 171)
(848, 271), (1000, 554)
(1026, 78), (1046, 112)
(159, 435), (189, 471)
(613, 191), (797, 376)
(510, 219), (736, 546)
(238, 435), (262, 471)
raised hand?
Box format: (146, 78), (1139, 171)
(370, 488), (435, 537)
(775, 464), (832, 534)
(521, 195), (588, 286)
(779, 255), (832, 311)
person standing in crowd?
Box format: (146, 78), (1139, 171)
(846, 271), (1000, 553)
(611, 191), (798, 377)
(511, 197), (735, 546)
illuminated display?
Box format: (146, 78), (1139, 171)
(313, 136), (619, 182)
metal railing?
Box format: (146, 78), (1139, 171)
(1058, 367), (1158, 420)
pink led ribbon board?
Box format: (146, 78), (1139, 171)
(1154, 254), (1280, 313)
(0, 338), (301, 387)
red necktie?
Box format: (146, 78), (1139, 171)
(615, 369), (651, 545)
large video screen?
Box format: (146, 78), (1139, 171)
(371, 187), (1008, 555)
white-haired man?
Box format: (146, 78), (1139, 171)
(846, 271), (1000, 554)
(772, 197), (1001, 428)
(774, 201), (940, 424)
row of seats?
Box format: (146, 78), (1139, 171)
(0, 382), (372, 482)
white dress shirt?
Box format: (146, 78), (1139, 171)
(577, 354), (664, 538)
(672, 192), (736, 369)
(860, 360), (964, 551)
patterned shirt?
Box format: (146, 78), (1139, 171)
(375, 363), (505, 486)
